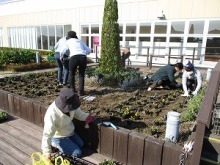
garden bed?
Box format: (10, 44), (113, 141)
(0, 70), (196, 145)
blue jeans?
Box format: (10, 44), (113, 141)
(54, 52), (69, 84)
(52, 133), (84, 157)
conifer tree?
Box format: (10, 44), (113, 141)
(99, 0), (121, 74)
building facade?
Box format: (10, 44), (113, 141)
(0, 0), (220, 62)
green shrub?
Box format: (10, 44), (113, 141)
(181, 88), (206, 121)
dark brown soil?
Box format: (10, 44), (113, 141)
(0, 69), (194, 145)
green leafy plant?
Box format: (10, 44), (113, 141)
(99, 159), (118, 165)
(181, 88), (206, 121)
(0, 111), (8, 121)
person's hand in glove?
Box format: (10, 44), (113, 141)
(85, 115), (95, 124)
(192, 91), (197, 96)
(181, 92), (189, 97)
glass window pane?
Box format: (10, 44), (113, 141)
(171, 22), (185, 34)
(91, 24), (99, 34)
(154, 37), (166, 42)
(56, 25), (63, 42)
(155, 22), (167, 34)
(125, 37), (136, 41)
(37, 26), (41, 49)
(170, 37), (183, 42)
(140, 23), (151, 34)
(139, 37), (150, 41)
(126, 24), (136, 34)
(0, 28), (3, 46)
(64, 25), (71, 35)
(189, 21), (204, 34)
(49, 25), (55, 50)
(41, 26), (48, 50)
(81, 36), (89, 46)
(119, 25), (123, 34)
(206, 37), (220, 55)
(187, 37), (202, 43)
(82, 25), (89, 34)
(208, 21), (220, 34)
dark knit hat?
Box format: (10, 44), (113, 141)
(175, 62), (183, 70)
(185, 61), (194, 71)
(55, 88), (80, 113)
(67, 31), (77, 39)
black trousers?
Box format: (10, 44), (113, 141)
(186, 79), (197, 91)
(69, 55), (87, 94)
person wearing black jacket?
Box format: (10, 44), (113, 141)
(147, 63), (183, 91)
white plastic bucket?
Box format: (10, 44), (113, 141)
(206, 68), (212, 81)
(165, 111), (180, 142)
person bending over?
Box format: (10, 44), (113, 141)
(181, 61), (202, 97)
(147, 62), (183, 91)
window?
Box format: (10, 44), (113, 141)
(81, 25), (89, 34)
(41, 26), (48, 50)
(56, 25), (63, 43)
(208, 21), (220, 34)
(171, 22), (185, 34)
(187, 37), (202, 43)
(154, 37), (166, 42)
(206, 37), (220, 55)
(140, 23), (151, 34)
(91, 24), (99, 34)
(119, 24), (123, 34)
(126, 24), (136, 34)
(189, 21), (204, 34)
(155, 22), (167, 34)
(48, 25), (55, 50)
(64, 25), (71, 35)
(170, 37), (183, 42)
(139, 37), (150, 41)
(0, 28), (3, 46)
(37, 26), (42, 49)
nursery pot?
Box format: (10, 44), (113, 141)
(165, 111), (180, 142)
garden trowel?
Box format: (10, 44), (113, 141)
(102, 122), (118, 130)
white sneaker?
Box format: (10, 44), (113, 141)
(147, 87), (152, 91)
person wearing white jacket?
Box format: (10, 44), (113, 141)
(181, 61), (202, 97)
(41, 88), (94, 160)
(60, 31), (91, 96)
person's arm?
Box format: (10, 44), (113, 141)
(41, 110), (56, 157)
(181, 71), (189, 96)
(193, 70), (202, 95)
(81, 41), (91, 55)
(60, 44), (69, 60)
(73, 107), (89, 121)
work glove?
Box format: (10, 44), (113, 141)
(192, 91), (197, 96)
(181, 92), (189, 97)
(85, 115), (95, 124)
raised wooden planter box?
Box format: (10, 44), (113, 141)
(0, 89), (192, 165)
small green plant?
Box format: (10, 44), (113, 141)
(99, 159), (118, 165)
(154, 117), (163, 125)
(150, 125), (158, 135)
(181, 88), (206, 121)
(0, 111), (8, 121)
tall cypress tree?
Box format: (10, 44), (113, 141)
(99, 0), (121, 74)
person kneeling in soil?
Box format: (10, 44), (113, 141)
(146, 62), (183, 91)
(181, 61), (202, 97)
(41, 88), (94, 160)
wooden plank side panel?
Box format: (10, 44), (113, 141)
(13, 94), (21, 117)
(19, 97), (29, 120)
(100, 125), (114, 158)
(198, 70), (220, 127)
(33, 101), (43, 127)
(113, 127), (131, 164)
(127, 131), (147, 165)
(8, 93), (15, 116)
(143, 136), (164, 165)
(191, 123), (206, 165)
(0, 89), (10, 112)
(40, 104), (48, 127)
(161, 141), (191, 165)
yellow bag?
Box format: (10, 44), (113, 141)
(30, 152), (70, 165)
(31, 152), (53, 165)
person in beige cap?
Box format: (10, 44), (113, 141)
(41, 88), (94, 160)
